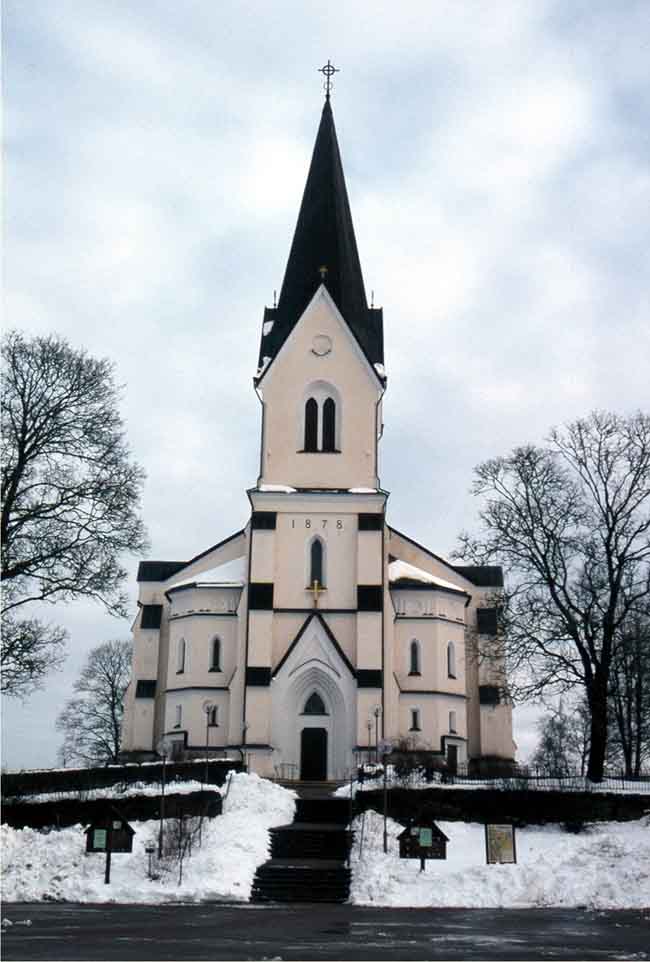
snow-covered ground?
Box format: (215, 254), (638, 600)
(1, 772), (295, 904)
(3, 778), (214, 805)
(335, 768), (650, 796)
(349, 810), (650, 909)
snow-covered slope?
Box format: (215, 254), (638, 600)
(1, 773), (295, 904)
(350, 811), (650, 909)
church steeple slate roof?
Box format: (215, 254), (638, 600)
(256, 99), (384, 381)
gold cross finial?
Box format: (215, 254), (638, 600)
(318, 60), (339, 101)
(318, 265), (328, 281)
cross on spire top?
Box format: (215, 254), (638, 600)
(318, 60), (339, 100)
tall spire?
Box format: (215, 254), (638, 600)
(256, 88), (384, 381)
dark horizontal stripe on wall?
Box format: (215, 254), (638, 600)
(140, 604), (162, 629)
(251, 511), (277, 530)
(165, 686), (230, 694)
(477, 607), (499, 634)
(358, 513), (383, 531)
(479, 685), (501, 705)
(357, 585), (383, 611)
(246, 667), (271, 686)
(249, 583), (274, 610)
(357, 669), (383, 688)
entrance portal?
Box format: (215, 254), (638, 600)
(300, 727), (327, 780)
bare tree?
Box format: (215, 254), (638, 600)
(455, 411), (650, 781)
(56, 639), (133, 766)
(608, 607), (650, 776)
(531, 699), (590, 777)
(1, 331), (148, 696)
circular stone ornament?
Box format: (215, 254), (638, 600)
(311, 334), (332, 356)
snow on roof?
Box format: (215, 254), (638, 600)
(348, 487), (378, 494)
(257, 483), (297, 493)
(388, 559), (465, 593)
(167, 555), (247, 590)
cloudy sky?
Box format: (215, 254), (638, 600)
(3, 0), (649, 770)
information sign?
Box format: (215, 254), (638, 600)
(485, 824), (517, 864)
(419, 828), (433, 847)
(93, 829), (107, 850)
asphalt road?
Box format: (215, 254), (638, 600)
(2, 903), (649, 961)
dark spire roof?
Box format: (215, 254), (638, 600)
(256, 99), (384, 381)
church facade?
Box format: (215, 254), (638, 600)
(120, 93), (515, 779)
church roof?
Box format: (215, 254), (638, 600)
(256, 99), (384, 382)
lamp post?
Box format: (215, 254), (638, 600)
(156, 738), (171, 860)
(366, 720), (372, 766)
(203, 701), (216, 788)
(242, 721), (249, 771)
(373, 706), (381, 763)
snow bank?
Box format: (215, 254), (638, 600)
(3, 779), (212, 806)
(1, 772), (295, 904)
(350, 810), (650, 909)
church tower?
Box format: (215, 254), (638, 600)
(119, 74), (515, 779)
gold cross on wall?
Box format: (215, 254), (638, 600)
(310, 579), (324, 608)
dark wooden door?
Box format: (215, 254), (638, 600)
(300, 728), (327, 780)
(447, 744), (458, 775)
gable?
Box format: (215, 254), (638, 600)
(257, 286), (385, 394)
(273, 612), (355, 680)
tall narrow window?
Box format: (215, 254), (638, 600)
(210, 637), (221, 671)
(447, 641), (456, 678)
(175, 705), (182, 727)
(208, 705), (219, 726)
(177, 638), (186, 674)
(310, 538), (324, 586)
(409, 708), (421, 731)
(449, 710), (457, 733)
(304, 398), (318, 451)
(322, 397), (336, 451)
(409, 640), (421, 675)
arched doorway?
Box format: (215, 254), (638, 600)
(300, 728), (327, 780)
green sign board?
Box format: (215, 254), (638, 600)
(419, 828), (433, 847)
(93, 829), (107, 850)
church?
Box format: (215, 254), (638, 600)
(120, 79), (515, 779)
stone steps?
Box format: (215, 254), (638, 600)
(251, 795), (353, 904)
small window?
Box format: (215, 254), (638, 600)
(447, 641), (456, 679)
(208, 705), (219, 727)
(409, 708), (421, 731)
(174, 705), (182, 728)
(210, 637), (221, 671)
(177, 638), (186, 674)
(303, 692), (327, 715)
(304, 398), (318, 452)
(449, 710), (457, 733)
(310, 538), (324, 587)
(409, 640), (421, 675)
(322, 397), (336, 451)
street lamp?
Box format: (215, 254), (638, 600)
(156, 737), (172, 859)
(366, 720), (372, 765)
(373, 706), (381, 763)
(202, 701), (216, 788)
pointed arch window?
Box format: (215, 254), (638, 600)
(322, 397), (336, 452)
(176, 638), (186, 674)
(304, 398), (318, 452)
(310, 538), (324, 587)
(447, 641), (456, 679)
(210, 637), (221, 672)
(208, 705), (219, 727)
(409, 640), (421, 676)
(303, 691), (327, 715)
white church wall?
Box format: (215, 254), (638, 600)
(357, 529), (383, 583)
(398, 693), (467, 756)
(249, 528), (274, 582)
(248, 611), (273, 666)
(356, 612), (382, 670)
(258, 290), (383, 490)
